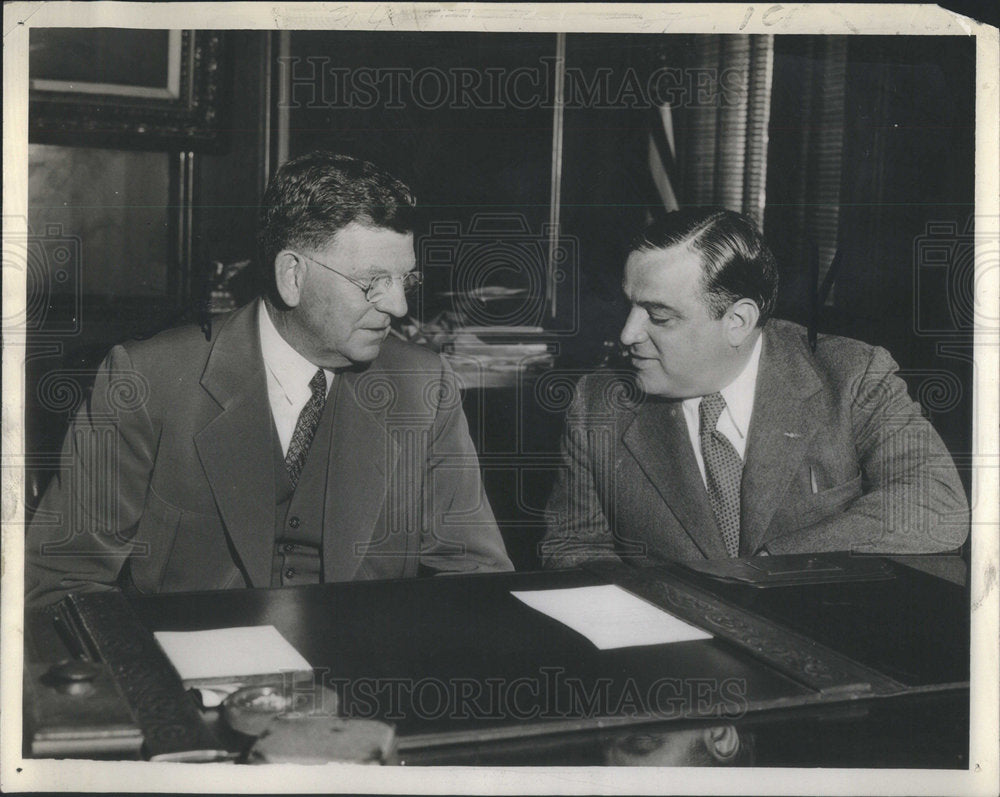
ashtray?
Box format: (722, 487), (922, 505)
(222, 685), (295, 737)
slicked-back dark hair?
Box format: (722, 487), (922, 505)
(257, 151), (416, 304)
(628, 208), (778, 326)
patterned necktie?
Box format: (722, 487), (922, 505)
(284, 368), (327, 488)
(699, 392), (742, 557)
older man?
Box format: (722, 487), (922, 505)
(26, 151), (511, 606)
(541, 208), (968, 566)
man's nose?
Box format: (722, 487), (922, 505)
(620, 307), (648, 347)
(373, 281), (408, 318)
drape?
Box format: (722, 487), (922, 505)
(649, 34), (775, 228)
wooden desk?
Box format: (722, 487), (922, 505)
(24, 556), (969, 766)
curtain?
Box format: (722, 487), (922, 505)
(763, 36), (849, 317)
(649, 34), (775, 228)
(792, 37), (848, 291)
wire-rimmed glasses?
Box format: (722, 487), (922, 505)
(297, 251), (423, 303)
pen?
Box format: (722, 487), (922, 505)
(149, 749), (239, 763)
(52, 609), (93, 662)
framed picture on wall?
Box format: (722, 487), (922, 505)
(29, 29), (227, 151)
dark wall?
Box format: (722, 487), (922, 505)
(558, 35), (661, 367)
(286, 31), (556, 325)
(765, 35), (975, 484)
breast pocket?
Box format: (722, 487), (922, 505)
(797, 473), (863, 525)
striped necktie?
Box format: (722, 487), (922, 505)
(284, 368), (327, 488)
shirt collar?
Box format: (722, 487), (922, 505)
(258, 301), (330, 406)
(718, 332), (763, 440)
(682, 331), (763, 440)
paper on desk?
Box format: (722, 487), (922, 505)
(511, 585), (712, 649)
(154, 625), (312, 683)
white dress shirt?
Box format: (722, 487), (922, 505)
(681, 333), (763, 488)
(258, 302), (333, 456)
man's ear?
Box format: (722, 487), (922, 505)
(725, 298), (760, 346)
(274, 250), (305, 308)
(702, 725), (740, 763)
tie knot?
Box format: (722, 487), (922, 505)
(699, 392), (727, 435)
(309, 368), (327, 399)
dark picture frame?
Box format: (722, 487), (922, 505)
(29, 29), (227, 151)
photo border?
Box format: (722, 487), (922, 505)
(2, 3), (997, 796)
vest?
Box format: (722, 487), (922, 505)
(271, 388), (338, 587)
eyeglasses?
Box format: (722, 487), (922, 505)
(297, 252), (423, 303)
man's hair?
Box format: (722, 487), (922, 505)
(257, 151), (416, 303)
(628, 208), (778, 326)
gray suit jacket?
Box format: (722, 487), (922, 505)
(541, 319), (969, 566)
(26, 300), (512, 606)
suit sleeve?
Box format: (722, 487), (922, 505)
(417, 358), (513, 573)
(539, 378), (623, 569)
(764, 346), (970, 555)
(25, 345), (157, 606)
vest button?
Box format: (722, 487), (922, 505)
(288, 516), (301, 529)
(283, 543), (295, 553)
(285, 568), (296, 579)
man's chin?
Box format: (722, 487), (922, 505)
(635, 371), (671, 398)
(636, 375), (699, 401)
(315, 342), (383, 370)
(344, 340), (385, 365)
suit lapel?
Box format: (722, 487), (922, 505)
(740, 325), (824, 554)
(322, 366), (399, 581)
(194, 301), (276, 588)
(622, 399), (729, 559)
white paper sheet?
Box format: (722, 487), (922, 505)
(511, 585), (713, 650)
(153, 625), (312, 682)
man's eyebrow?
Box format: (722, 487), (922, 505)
(621, 282), (682, 315)
(355, 266), (392, 277)
(360, 263), (416, 275)
(637, 300), (682, 315)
